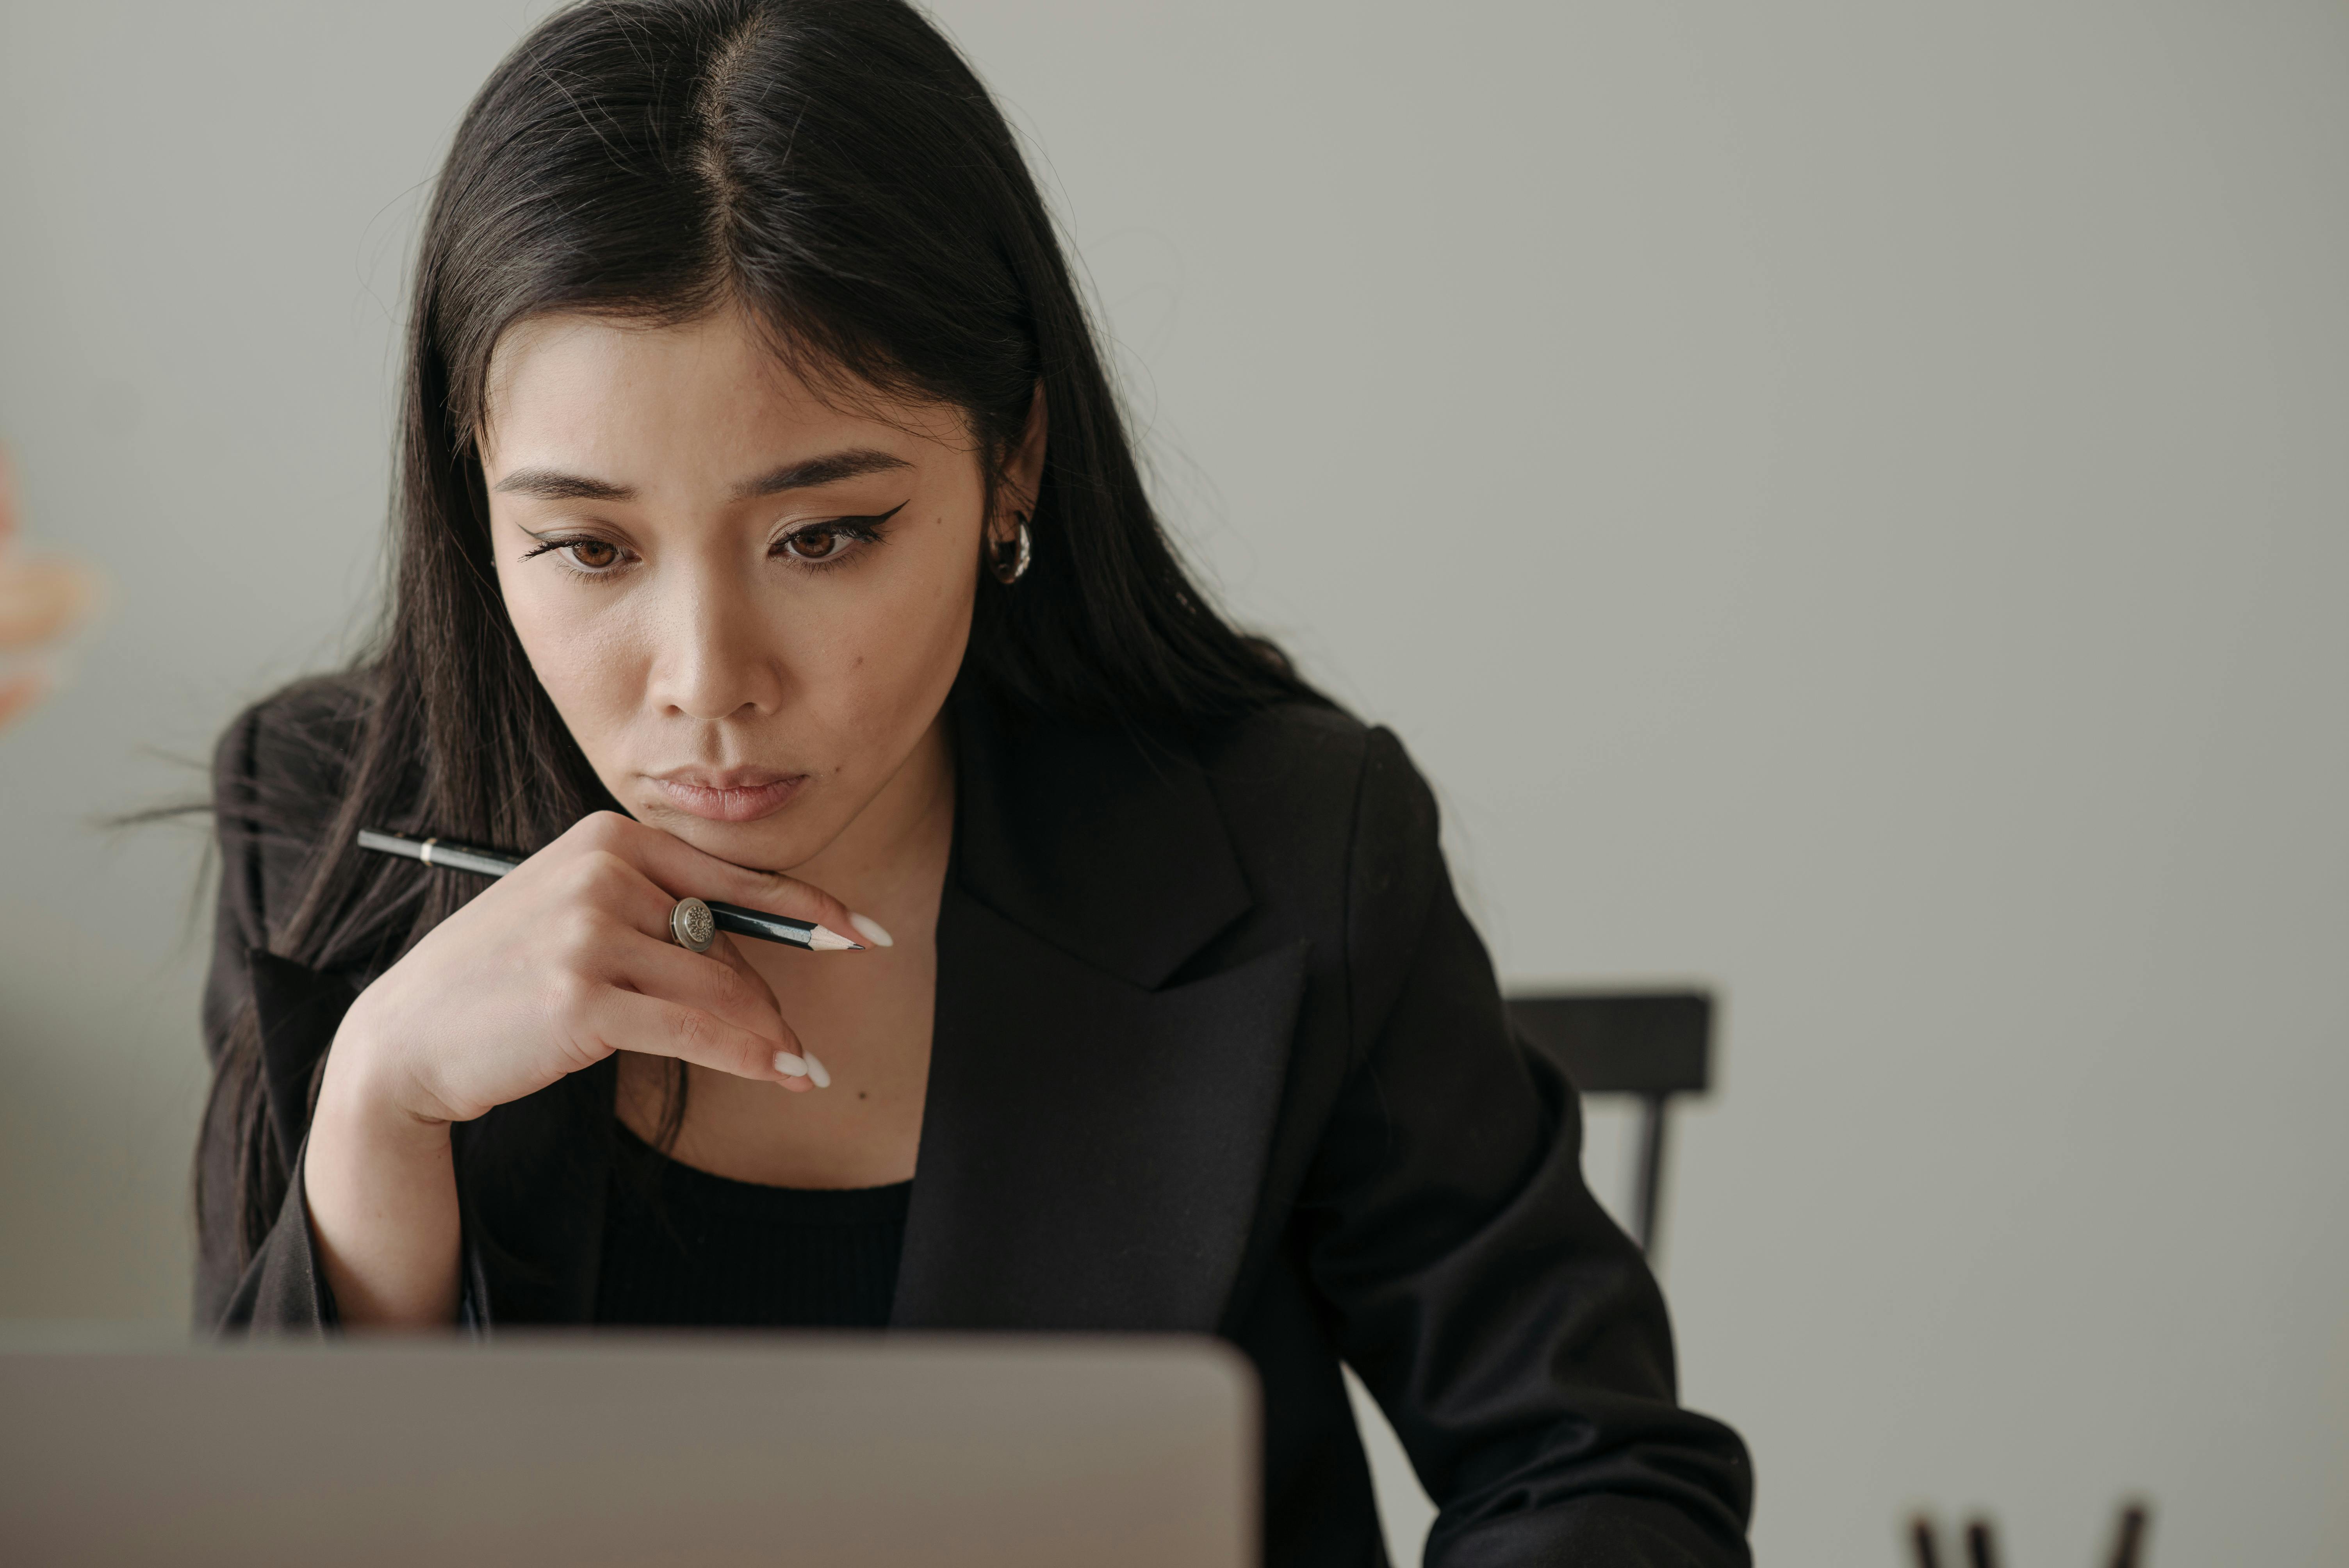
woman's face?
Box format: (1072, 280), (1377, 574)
(481, 307), (1031, 873)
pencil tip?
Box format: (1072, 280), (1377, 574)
(807, 925), (864, 951)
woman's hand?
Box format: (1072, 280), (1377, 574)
(331, 811), (859, 1124)
(305, 811), (861, 1327)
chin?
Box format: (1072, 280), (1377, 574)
(640, 797), (831, 875)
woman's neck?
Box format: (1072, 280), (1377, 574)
(787, 709), (956, 929)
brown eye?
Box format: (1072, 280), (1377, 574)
(565, 539), (621, 570)
(784, 526), (843, 561)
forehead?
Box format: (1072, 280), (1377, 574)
(479, 309), (968, 472)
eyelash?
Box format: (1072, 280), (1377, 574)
(773, 505), (901, 572)
(519, 504), (903, 580)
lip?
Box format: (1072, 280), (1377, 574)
(644, 767), (810, 823)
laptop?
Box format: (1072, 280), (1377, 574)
(0, 1329), (1255, 1566)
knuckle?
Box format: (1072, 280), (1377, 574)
(578, 812), (633, 851)
(574, 849), (627, 889)
(543, 968), (595, 1023)
(668, 1007), (715, 1052)
(758, 875), (823, 918)
(551, 907), (604, 962)
(564, 855), (642, 917)
(709, 963), (755, 1010)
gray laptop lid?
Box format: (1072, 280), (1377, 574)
(0, 1331), (1255, 1567)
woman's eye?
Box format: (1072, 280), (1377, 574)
(770, 504), (899, 567)
(521, 535), (630, 574)
(781, 526), (846, 562)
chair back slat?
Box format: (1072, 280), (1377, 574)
(1505, 991), (1712, 1096)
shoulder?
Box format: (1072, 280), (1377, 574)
(1190, 700), (1449, 961)
(212, 671), (372, 947)
(213, 671), (370, 804)
(950, 691), (1450, 991)
(213, 670), (372, 838)
(1192, 700), (1441, 871)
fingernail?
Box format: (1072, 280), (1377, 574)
(772, 1051), (809, 1078)
(802, 1049), (832, 1090)
(848, 912), (894, 949)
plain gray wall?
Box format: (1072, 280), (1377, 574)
(4, 2), (2345, 1563)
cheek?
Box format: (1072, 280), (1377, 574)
(499, 578), (647, 748)
(803, 536), (977, 745)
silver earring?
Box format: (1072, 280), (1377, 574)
(991, 516), (1032, 585)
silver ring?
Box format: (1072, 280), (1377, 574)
(669, 896), (716, 953)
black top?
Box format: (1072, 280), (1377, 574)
(201, 679), (1755, 1567)
(593, 1123), (909, 1329)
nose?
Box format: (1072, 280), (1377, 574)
(643, 558), (788, 722)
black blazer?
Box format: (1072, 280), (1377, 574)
(200, 680), (1753, 1566)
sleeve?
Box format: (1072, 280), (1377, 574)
(1297, 727), (1754, 1566)
(211, 1132), (339, 1336)
(195, 698), (346, 1334)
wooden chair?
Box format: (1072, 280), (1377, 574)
(1503, 991), (1715, 1256)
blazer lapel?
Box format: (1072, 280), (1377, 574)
(945, 695), (1252, 992)
(892, 695), (1308, 1331)
(893, 889), (1307, 1330)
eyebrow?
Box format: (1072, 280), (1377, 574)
(491, 469), (633, 502)
(731, 448), (912, 499)
(490, 447), (913, 504)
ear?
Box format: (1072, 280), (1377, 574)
(993, 381), (1049, 541)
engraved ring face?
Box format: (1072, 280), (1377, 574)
(670, 896), (716, 953)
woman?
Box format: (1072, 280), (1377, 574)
(200, 1), (1753, 1561)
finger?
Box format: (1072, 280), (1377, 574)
(695, 935), (816, 1090)
(556, 846), (704, 945)
(704, 930), (784, 1015)
(545, 858), (804, 1038)
(567, 812), (869, 946)
(587, 988), (803, 1086)
(607, 928), (799, 1055)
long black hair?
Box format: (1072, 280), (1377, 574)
(200, 0), (1321, 1297)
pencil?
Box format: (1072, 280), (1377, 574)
(355, 828), (862, 951)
